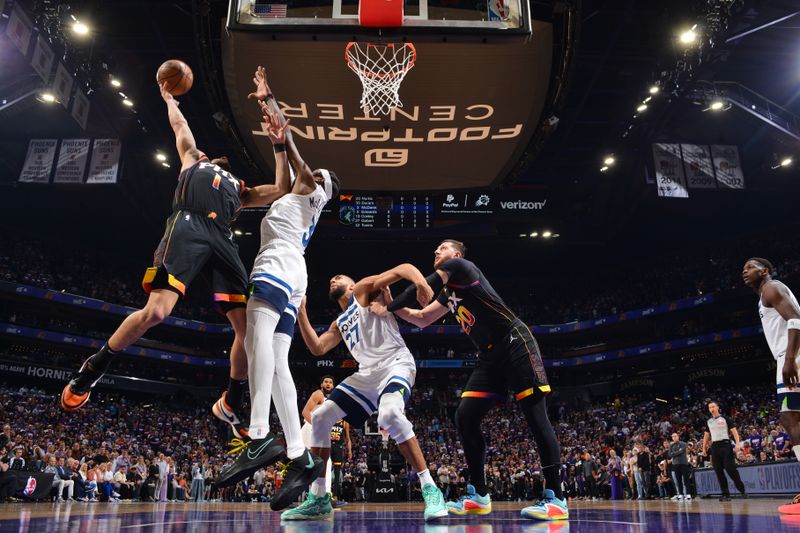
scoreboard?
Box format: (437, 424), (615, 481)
(338, 195), (433, 229)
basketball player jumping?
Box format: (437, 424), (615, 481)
(742, 258), (800, 514)
(281, 267), (448, 521)
(371, 240), (568, 521)
(213, 67), (341, 512)
(301, 375), (352, 502)
(60, 78), (292, 444)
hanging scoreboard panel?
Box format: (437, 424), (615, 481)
(338, 195), (433, 229)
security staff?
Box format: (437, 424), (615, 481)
(702, 400), (747, 501)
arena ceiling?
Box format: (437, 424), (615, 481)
(0, 0), (798, 252)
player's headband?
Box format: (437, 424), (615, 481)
(318, 168), (333, 199)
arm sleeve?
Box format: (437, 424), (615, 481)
(386, 271), (444, 312)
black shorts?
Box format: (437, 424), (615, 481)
(331, 444), (345, 464)
(462, 319), (551, 402)
(142, 209), (248, 312)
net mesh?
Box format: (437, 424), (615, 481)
(345, 42), (417, 116)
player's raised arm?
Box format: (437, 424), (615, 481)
(302, 390), (325, 424)
(353, 263), (433, 308)
(247, 66), (317, 194)
(160, 82), (202, 171)
(762, 282), (800, 388)
(241, 107), (292, 208)
(296, 296), (343, 356)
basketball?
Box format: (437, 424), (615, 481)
(156, 59), (193, 96)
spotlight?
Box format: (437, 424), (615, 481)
(519, 234), (527, 238)
(161, 162), (170, 168)
(110, 78), (121, 88)
(708, 100), (726, 111)
(636, 104), (648, 113)
(600, 166), (609, 172)
(552, 234), (560, 238)
(234, 229), (243, 236)
(603, 156), (615, 166)
(156, 152), (167, 162)
(529, 232), (538, 238)
(781, 157), (793, 167)
(649, 85), (660, 95)
(643, 96), (652, 103)
(679, 28), (697, 44)
(38, 92), (57, 103)
(72, 21), (89, 36)
(122, 99), (134, 107)
(542, 231), (552, 238)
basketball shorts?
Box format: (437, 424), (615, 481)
(329, 356), (416, 426)
(142, 209), (248, 313)
(776, 353), (800, 412)
(248, 243), (307, 335)
(462, 319), (551, 403)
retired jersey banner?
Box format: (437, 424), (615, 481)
(711, 144), (745, 189)
(86, 139), (121, 183)
(31, 35), (55, 83)
(19, 139), (57, 183)
(6, 3), (33, 56)
(652, 143), (689, 198)
(681, 144), (716, 189)
(53, 63), (74, 109)
(71, 88), (91, 130)
(53, 139), (90, 183)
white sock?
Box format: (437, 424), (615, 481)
(326, 458), (332, 494)
(271, 333), (305, 459)
(245, 300), (280, 440)
(418, 468), (434, 487)
(311, 477), (327, 497)
(793, 445), (800, 462)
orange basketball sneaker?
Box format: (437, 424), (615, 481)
(212, 391), (249, 440)
(778, 494), (800, 514)
(60, 352), (112, 411)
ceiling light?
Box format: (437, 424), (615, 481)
(542, 231), (552, 238)
(38, 92), (56, 103)
(600, 165), (609, 172)
(649, 85), (660, 95)
(709, 100), (724, 111)
(519, 233), (527, 237)
(679, 28), (697, 44)
(529, 232), (538, 238)
(110, 78), (121, 88)
(72, 21), (89, 36)
(234, 229), (243, 236)
(156, 153), (167, 162)
(122, 99), (134, 107)
(636, 104), (648, 112)
(161, 162), (170, 168)
(643, 96), (652, 103)
(552, 234), (560, 238)
(780, 157), (793, 167)
(603, 156), (615, 166)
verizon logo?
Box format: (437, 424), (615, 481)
(500, 200), (547, 210)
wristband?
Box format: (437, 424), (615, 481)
(789, 318), (800, 330)
(273, 143), (286, 153)
(262, 93), (275, 102)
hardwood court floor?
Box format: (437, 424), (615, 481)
(0, 498), (797, 532)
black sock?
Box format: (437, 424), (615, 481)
(519, 395), (564, 500)
(227, 378), (248, 412)
(87, 344), (118, 371)
(455, 398), (495, 497)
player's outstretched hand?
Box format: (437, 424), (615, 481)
(369, 301), (389, 317)
(784, 359), (800, 389)
(247, 66), (271, 101)
(415, 280), (434, 308)
(159, 82), (177, 104)
(262, 108), (290, 145)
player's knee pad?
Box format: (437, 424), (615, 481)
(310, 401), (346, 448)
(377, 392), (414, 444)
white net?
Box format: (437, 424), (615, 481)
(345, 42), (417, 116)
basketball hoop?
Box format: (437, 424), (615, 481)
(345, 42), (417, 116)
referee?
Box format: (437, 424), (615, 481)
(702, 400), (747, 501)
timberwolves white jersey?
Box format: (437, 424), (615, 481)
(759, 280), (800, 359)
(336, 295), (414, 370)
(257, 185), (328, 256)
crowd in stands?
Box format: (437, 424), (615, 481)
(0, 377), (791, 504)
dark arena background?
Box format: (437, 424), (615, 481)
(1, 0), (800, 531)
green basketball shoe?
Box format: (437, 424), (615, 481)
(280, 492), (334, 521)
(422, 483), (448, 521)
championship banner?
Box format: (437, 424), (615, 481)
(652, 143), (689, 198)
(53, 63), (74, 109)
(31, 35), (55, 83)
(86, 139), (122, 183)
(6, 3), (33, 56)
(18, 139), (57, 183)
(695, 461), (800, 495)
(681, 144), (716, 189)
(71, 88), (91, 130)
(53, 139), (90, 183)
(711, 144), (745, 189)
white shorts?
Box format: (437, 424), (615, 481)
(249, 244), (306, 334)
(329, 357), (416, 426)
(776, 353), (800, 412)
